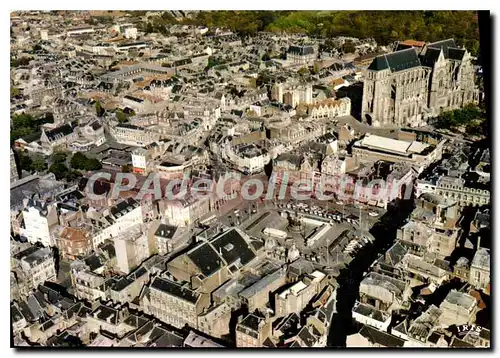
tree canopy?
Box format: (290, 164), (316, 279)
(95, 101), (105, 117)
(115, 108), (133, 123)
(121, 164), (132, 173)
(10, 113), (54, 144)
(11, 56), (33, 67)
(71, 152), (102, 171)
(185, 11), (480, 53)
(434, 104), (487, 137)
(48, 162), (69, 180)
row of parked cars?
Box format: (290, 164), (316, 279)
(277, 201), (381, 223)
(276, 202), (360, 224)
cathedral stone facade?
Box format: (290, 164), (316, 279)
(362, 39), (480, 127)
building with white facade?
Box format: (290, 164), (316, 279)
(469, 247), (490, 291)
(113, 224), (154, 274)
(66, 26), (94, 37)
(272, 83), (313, 107)
(110, 123), (160, 147)
(224, 142), (270, 175)
(352, 133), (445, 174)
(70, 260), (107, 302)
(435, 176), (490, 207)
(275, 271), (326, 317)
(164, 195), (210, 227)
(90, 198), (143, 248)
(20, 199), (59, 247)
(439, 290), (477, 327)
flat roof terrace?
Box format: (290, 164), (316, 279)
(356, 134), (430, 156)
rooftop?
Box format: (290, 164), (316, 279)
(150, 277), (199, 304)
(442, 290), (476, 310)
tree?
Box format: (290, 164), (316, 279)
(121, 164), (132, 173)
(185, 11), (479, 49)
(95, 101), (105, 117)
(115, 109), (129, 123)
(10, 127), (31, 145)
(71, 152), (102, 171)
(65, 170), (83, 182)
(145, 22), (154, 34)
(11, 87), (21, 97)
(70, 152), (88, 170)
(434, 104), (485, 132)
(256, 72), (271, 87)
(312, 63), (320, 74)
(298, 67), (309, 76)
(85, 158), (102, 171)
(342, 41), (356, 54)
(11, 57), (32, 67)
(12, 113), (36, 130)
(206, 56), (220, 70)
(261, 52), (271, 62)
(18, 151), (32, 173)
(32, 155), (47, 172)
(49, 162), (69, 180)
(52, 152), (68, 164)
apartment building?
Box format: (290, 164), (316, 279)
(57, 225), (93, 260)
(12, 245), (56, 292)
(110, 123), (160, 147)
(307, 97), (351, 119)
(70, 260), (107, 302)
(167, 228), (258, 294)
(435, 176), (490, 207)
(275, 271), (327, 317)
(143, 276), (210, 330)
(113, 224), (155, 274)
(236, 312), (272, 347)
(439, 290), (477, 327)
(469, 247), (490, 291)
(197, 302), (232, 339)
(272, 83), (313, 107)
(20, 199), (59, 247)
(163, 195), (210, 227)
(90, 198), (143, 248)
(358, 271), (411, 313)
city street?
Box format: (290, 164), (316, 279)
(327, 201), (414, 346)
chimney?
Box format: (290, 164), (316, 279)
(477, 236), (481, 250)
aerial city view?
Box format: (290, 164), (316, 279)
(10, 10), (490, 348)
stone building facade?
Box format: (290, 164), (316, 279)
(362, 39), (479, 127)
(435, 176), (490, 207)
